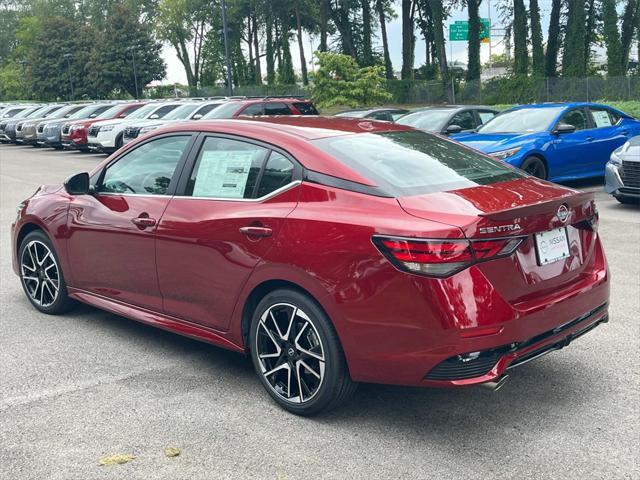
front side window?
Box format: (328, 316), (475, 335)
(560, 109), (588, 131)
(312, 131), (523, 196)
(186, 137), (268, 199)
(369, 111), (393, 121)
(150, 105), (180, 119)
(449, 111), (476, 130)
(98, 136), (189, 195)
(396, 109), (453, 132)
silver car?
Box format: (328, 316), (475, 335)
(605, 136), (640, 205)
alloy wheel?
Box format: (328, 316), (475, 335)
(255, 303), (326, 404)
(20, 240), (60, 307)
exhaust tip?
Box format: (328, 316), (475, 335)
(480, 374), (510, 392)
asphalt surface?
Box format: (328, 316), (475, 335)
(0, 144), (638, 480)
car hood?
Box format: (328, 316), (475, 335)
(615, 136), (640, 162)
(453, 132), (545, 153)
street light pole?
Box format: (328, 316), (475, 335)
(221, 0), (234, 96)
(63, 53), (74, 100)
(19, 60), (29, 100)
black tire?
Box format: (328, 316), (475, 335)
(521, 156), (548, 180)
(18, 230), (76, 315)
(615, 196), (639, 205)
(114, 133), (123, 150)
(249, 288), (357, 415)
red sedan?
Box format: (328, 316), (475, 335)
(11, 117), (609, 415)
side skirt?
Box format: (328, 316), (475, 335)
(67, 287), (245, 353)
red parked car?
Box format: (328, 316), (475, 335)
(61, 102), (146, 151)
(12, 117), (609, 415)
(200, 97), (318, 119)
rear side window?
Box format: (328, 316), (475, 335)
(293, 102), (318, 115)
(590, 108), (617, 128)
(312, 131), (523, 196)
(152, 105), (179, 119)
(186, 137), (268, 199)
(264, 102), (292, 115)
(256, 152), (294, 197)
(368, 111), (393, 121)
(478, 110), (496, 124)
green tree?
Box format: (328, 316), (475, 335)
(562, 0), (587, 76)
(310, 51), (391, 108)
(544, 0), (561, 77)
(0, 62), (26, 100)
(529, 0), (544, 76)
(466, 0), (481, 81)
(603, 0), (624, 76)
(512, 0), (528, 75)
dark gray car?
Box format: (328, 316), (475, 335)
(396, 105), (498, 135)
(334, 108), (410, 122)
(605, 135), (640, 204)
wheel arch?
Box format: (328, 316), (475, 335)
(521, 152), (549, 177)
(16, 222), (45, 259)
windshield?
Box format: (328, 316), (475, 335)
(312, 130), (523, 196)
(478, 107), (563, 133)
(1, 107), (26, 119)
(61, 105), (90, 118)
(163, 103), (200, 120)
(126, 104), (158, 120)
(395, 109), (452, 132)
(202, 101), (240, 119)
(25, 106), (52, 118)
(95, 104), (122, 119)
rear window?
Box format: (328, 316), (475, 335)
(312, 130), (523, 196)
(293, 102), (318, 115)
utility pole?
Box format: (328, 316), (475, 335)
(221, 0), (234, 96)
(488, 0), (492, 76)
(18, 60), (29, 100)
(63, 53), (74, 100)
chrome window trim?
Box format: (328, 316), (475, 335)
(94, 180), (301, 201)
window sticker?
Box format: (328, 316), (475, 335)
(592, 110), (613, 128)
(192, 150), (255, 198)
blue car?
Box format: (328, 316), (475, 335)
(453, 102), (640, 181)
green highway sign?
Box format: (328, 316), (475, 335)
(449, 19), (491, 41)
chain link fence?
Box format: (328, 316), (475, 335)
(190, 75), (639, 106)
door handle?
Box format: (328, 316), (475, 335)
(586, 136), (594, 142)
(132, 216), (157, 228)
(239, 226), (273, 238)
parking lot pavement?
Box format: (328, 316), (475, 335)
(1, 144), (638, 480)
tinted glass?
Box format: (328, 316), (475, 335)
(293, 102), (318, 115)
(335, 110), (368, 118)
(369, 111), (393, 121)
(449, 111), (475, 130)
(264, 102), (292, 115)
(87, 105), (113, 118)
(186, 137), (268, 199)
(151, 105), (180, 119)
(1, 107), (26, 118)
(590, 108), (614, 128)
(240, 103), (264, 116)
(396, 109), (452, 132)
(257, 152), (295, 197)
(98, 136), (189, 195)
(478, 107), (563, 133)
(561, 109), (588, 130)
(312, 131), (523, 196)
(126, 104), (159, 120)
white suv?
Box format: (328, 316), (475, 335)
(87, 102), (183, 153)
(122, 101), (226, 145)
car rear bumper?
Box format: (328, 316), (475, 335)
(341, 236), (610, 388)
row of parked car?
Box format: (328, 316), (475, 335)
(1, 98), (638, 203)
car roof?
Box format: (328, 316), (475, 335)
(409, 105), (497, 113)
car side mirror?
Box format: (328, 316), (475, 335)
(555, 123), (576, 134)
(118, 113), (128, 118)
(64, 172), (90, 195)
(445, 124), (463, 135)
(149, 114), (160, 119)
(192, 113), (203, 120)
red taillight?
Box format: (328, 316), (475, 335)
(373, 236), (524, 277)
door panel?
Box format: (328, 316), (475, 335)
(550, 108), (593, 178)
(66, 194), (170, 310)
(587, 108), (628, 174)
(155, 188), (299, 331)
